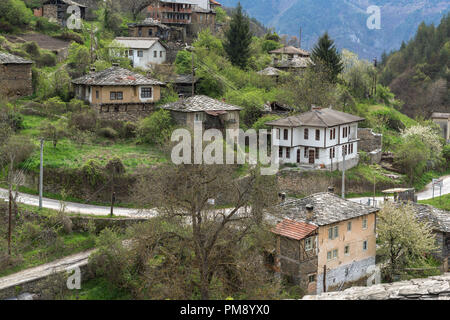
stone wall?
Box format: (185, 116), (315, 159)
(358, 128), (382, 153)
(316, 256), (375, 295)
(303, 273), (450, 300)
(95, 103), (155, 122)
(0, 64), (33, 98)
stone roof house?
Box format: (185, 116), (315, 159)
(272, 192), (379, 294)
(0, 52), (33, 98)
(34, 0), (86, 27)
(128, 18), (171, 40)
(72, 66), (165, 121)
(269, 46), (314, 72)
(266, 107), (365, 170)
(161, 95), (241, 130)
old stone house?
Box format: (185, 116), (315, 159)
(269, 46), (314, 72)
(410, 203), (449, 271)
(128, 18), (171, 41)
(266, 107), (365, 170)
(431, 112), (450, 143)
(272, 192), (379, 295)
(72, 66), (165, 121)
(166, 74), (198, 98)
(161, 95), (241, 131)
(110, 38), (168, 70)
(34, 0), (86, 27)
(0, 52), (33, 98)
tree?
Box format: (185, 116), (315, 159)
(40, 121), (65, 148)
(137, 109), (174, 145)
(133, 163), (279, 299)
(224, 2), (252, 69)
(377, 203), (437, 282)
(311, 32), (343, 83)
(394, 136), (428, 184)
(118, 0), (158, 21)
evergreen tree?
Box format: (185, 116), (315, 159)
(311, 32), (344, 82)
(224, 2), (253, 69)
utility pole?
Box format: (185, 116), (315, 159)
(323, 265), (327, 293)
(39, 138), (44, 210)
(341, 147), (346, 199)
(8, 184), (12, 256)
(191, 49), (195, 97)
(110, 172), (115, 217)
(373, 175), (376, 207)
(299, 27), (302, 49)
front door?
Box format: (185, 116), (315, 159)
(297, 149), (301, 163)
(309, 149), (315, 164)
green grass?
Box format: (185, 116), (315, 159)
(419, 193), (450, 211)
(18, 115), (168, 173)
(64, 277), (132, 300)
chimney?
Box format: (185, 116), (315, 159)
(305, 204), (314, 220)
(328, 186), (335, 193)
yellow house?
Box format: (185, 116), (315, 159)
(72, 66), (165, 122)
(272, 192), (379, 295)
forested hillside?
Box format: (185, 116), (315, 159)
(379, 14), (449, 118)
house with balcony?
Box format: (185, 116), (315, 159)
(271, 192), (379, 294)
(161, 95), (241, 131)
(128, 18), (171, 41)
(269, 46), (314, 72)
(265, 107), (365, 170)
(110, 37), (168, 70)
(72, 66), (165, 122)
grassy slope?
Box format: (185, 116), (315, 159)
(419, 194), (450, 211)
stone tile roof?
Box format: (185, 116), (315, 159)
(270, 46), (310, 56)
(408, 203), (450, 233)
(272, 219), (318, 240)
(128, 18), (170, 30)
(72, 67), (165, 86)
(257, 66), (283, 76)
(0, 52), (33, 65)
(167, 74), (198, 84)
(111, 37), (166, 50)
(161, 95), (242, 112)
(274, 56), (314, 69)
(45, 0), (86, 7)
(276, 192), (379, 226)
(431, 112), (450, 119)
(303, 273), (450, 300)
(265, 108), (365, 128)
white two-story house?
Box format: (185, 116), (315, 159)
(266, 107), (365, 170)
(110, 37), (167, 70)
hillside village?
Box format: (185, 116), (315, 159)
(0, 0), (449, 302)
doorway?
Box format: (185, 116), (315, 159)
(309, 149), (315, 164)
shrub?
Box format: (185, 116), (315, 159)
(175, 50), (192, 75)
(81, 159), (104, 187)
(137, 109), (174, 145)
(252, 115), (281, 131)
(0, 0), (33, 32)
(43, 97), (67, 114)
(35, 17), (60, 33)
(98, 127), (119, 140)
(36, 51), (57, 68)
(122, 122), (137, 139)
(69, 110), (97, 131)
(443, 144), (450, 168)
(57, 30), (84, 44)
(372, 109), (405, 132)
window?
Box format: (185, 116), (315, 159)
(332, 147), (335, 158)
(110, 92), (123, 100)
(114, 105), (120, 112)
(315, 129), (320, 141)
(304, 128), (309, 140)
(347, 221), (352, 231)
(148, 29), (153, 36)
(153, 50), (157, 58)
(276, 128), (280, 140)
(348, 126), (351, 136)
(286, 148), (290, 158)
(330, 148), (333, 159)
(95, 90), (99, 99)
(305, 237), (312, 251)
(160, 51), (163, 58)
(194, 113), (204, 122)
(315, 148), (319, 159)
(283, 129), (288, 140)
(330, 129), (333, 140)
(308, 274), (316, 283)
(333, 128), (336, 139)
(279, 147), (283, 158)
(333, 226), (338, 238)
(363, 240), (368, 251)
(304, 147), (308, 158)
(141, 87), (152, 99)
(327, 251), (332, 260)
(138, 50), (144, 57)
(328, 227), (333, 240)
(333, 249), (338, 259)
(128, 49), (134, 56)
(362, 217), (368, 229)
(329, 226), (338, 240)
(344, 245), (350, 255)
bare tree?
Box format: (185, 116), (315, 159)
(133, 163), (280, 299)
(118, 0), (159, 20)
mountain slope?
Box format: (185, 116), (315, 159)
(219, 0), (449, 59)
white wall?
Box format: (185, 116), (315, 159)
(129, 42), (167, 69)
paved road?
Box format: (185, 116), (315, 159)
(1, 175), (448, 215)
(0, 250), (95, 295)
(349, 175), (450, 206)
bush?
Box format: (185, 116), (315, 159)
(175, 50), (192, 75)
(0, 0), (33, 32)
(372, 109), (405, 132)
(36, 51), (57, 68)
(57, 30), (84, 44)
(122, 122), (137, 139)
(43, 97), (67, 114)
(252, 115), (281, 131)
(137, 109), (174, 145)
(69, 110), (97, 131)
(443, 144), (450, 168)
(98, 127), (119, 140)
(34, 17), (60, 33)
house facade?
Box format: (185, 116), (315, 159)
(0, 52), (33, 98)
(110, 38), (168, 69)
(161, 95), (241, 131)
(34, 0), (86, 27)
(431, 112), (450, 143)
(72, 66), (165, 121)
(272, 192), (379, 295)
(266, 107), (365, 170)
(128, 19), (171, 41)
